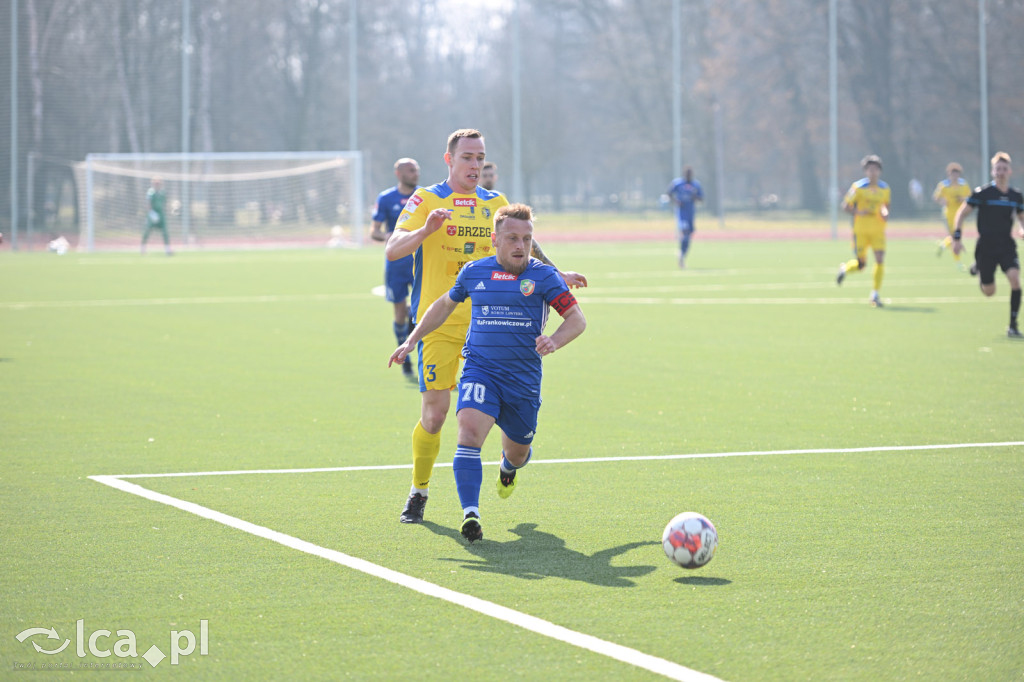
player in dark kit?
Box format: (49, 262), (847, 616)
(953, 152), (1024, 337)
(389, 203), (586, 542)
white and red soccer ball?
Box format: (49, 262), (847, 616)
(662, 512), (718, 569)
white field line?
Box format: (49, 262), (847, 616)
(89, 440), (1022, 681)
(107, 440), (1024, 480)
(88, 474), (723, 682)
(0, 292), (371, 310)
(601, 265), (979, 279)
(587, 278), (966, 293)
(579, 295), (984, 305)
(3, 293), (987, 311)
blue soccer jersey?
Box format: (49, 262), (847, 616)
(375, 185), (416, 301)
(668, 178), (704, 228)
(448, 256), (578, 391)
(373, 186), (416, 232)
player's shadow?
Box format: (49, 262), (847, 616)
(421, 521), (659, 587)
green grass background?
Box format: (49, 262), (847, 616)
(2, 227), (1022, 680)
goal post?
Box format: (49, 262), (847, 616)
(75, 151), (364, 252)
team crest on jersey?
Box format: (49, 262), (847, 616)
(481, 306), (489, 315)
(447, 225), (457, 236)
(482, 207), (491, 219)
(464, 242), (475, 255)
(519, 279), (535, 296)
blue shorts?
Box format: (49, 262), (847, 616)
(385, 255), (414, 303)
(456, 365), (541, 445)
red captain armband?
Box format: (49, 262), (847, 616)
(550, 290), (578, 315)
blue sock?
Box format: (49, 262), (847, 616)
(500, 448), (532, 474)
(394, 320), (410, 346)
(453, 446), (482, 516)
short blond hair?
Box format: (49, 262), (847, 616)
(861, 154), (882, 170)
(447, 129), (483, 155)
(991, 151), (1012, 166)
(946, 162), (962, 174)
(493, 203), (534, 232)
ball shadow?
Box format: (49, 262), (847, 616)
(673, 575), (732, 586)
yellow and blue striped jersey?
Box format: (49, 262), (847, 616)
(844, 179), (890, 231)
(932, 177), (971, 228)
(397, 182), (509, 339)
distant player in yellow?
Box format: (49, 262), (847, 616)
(932, 162), (971, 267)
(385, 128), (587, 524)
(836, 155), (891, 307)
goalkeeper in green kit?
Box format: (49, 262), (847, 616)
(142, 177), (172, 255)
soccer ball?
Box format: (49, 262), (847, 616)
(662, 512), (717, 569)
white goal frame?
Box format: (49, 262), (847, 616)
(79, 151), (364, 252)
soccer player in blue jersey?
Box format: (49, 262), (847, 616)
(389, 203), (586, 542)
(371, 158), (420, 377)
(952, 152), (1024, 337)
(667, 167), (704, 268)
(385, 129), (587, 526)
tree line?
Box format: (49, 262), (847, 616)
(2, 0), (1022, 238)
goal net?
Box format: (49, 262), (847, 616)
(73, 152), (364, 251)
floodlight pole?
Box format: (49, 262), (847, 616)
(978, 0), (989, 180)
(713, 97), (725, 228)
(181, 0), (192, 243)
(349, 0), (358, 151)
(672, 0), (682, 179)
(10, 0), (18, 250)
(828, 0), (838, 240)
(512, 0), (523, 201)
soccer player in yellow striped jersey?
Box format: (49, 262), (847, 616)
(932, 162), (971, 266)
(835, 155), (891, 307)
(385, 128), (587, 524)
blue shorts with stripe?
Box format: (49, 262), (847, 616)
(456, 364), (541, 445)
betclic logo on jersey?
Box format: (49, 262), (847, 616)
(453, 198), (476, 208)
(404, 194), (423, 213)
(491, 271), (517, 281)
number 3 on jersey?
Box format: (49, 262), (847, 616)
(461, 382), (486, 404)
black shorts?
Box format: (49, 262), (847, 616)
(975, 240), (1020, 286)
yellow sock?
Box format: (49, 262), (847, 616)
(412, 420), (442, 490)
(942, 235), (952, 248)
(845, 258), (861, 272)
(872, 263), (885, 291)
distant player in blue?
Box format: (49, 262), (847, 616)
(667, 166), (704, 268)
(389, 203), (587, 542)
(371, 158), (420, 378)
